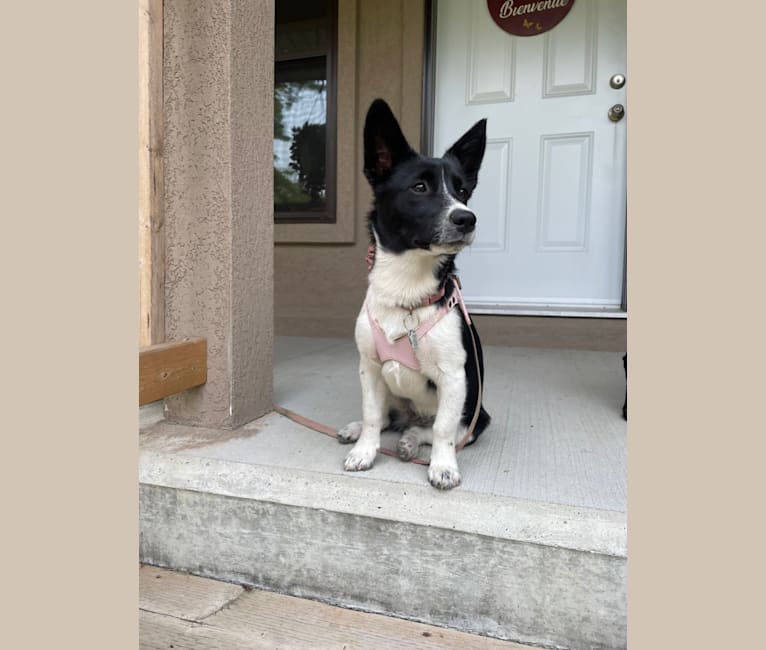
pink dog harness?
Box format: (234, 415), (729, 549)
(366, 275), (472, 371)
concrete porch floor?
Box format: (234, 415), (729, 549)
(143, 336), (626, 512)
(140, 336), (627, 648)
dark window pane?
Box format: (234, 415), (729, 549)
(274, 58), (328, 213)
(276, 0), (330, 60)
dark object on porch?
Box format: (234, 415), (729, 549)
(622, 353), (627, 420)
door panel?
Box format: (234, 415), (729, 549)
(471, 138), (512, 252)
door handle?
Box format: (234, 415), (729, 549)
(608, 104), (625, 122)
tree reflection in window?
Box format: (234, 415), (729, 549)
(274, 66), (327, 212)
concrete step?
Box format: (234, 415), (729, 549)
(139, 338), (627, 650)
(140, 565), (539, 649)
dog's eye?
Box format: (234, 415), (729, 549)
(411, 182), (428, 194)
(457, 187), (469, 200)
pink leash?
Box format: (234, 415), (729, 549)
(273, 404), (431, 465)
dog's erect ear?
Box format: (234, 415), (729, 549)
(363, 99), (416, 185)
(444, 119), (487, 184)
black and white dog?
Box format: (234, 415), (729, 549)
(338, 99), (491, 490)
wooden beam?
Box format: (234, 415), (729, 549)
(140, 338), (206, 406)
(139, 0), (165, 346)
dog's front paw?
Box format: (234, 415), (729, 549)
(338, 420), (362, 444)
(344, 443), (377, 471)
(428, 463), (462, 490)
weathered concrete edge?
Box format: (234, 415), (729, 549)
(140, 483), (626, 649)
(139, 401), (165, 429)
(139, 449), (626, 557)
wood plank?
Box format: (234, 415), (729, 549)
(139, 0), (165, 347)
(140, 580), (537, 650)
(139, 566), (243, 621)
(139, 338), (206, 405)
(141, 610), (269, 650)
(211, 589), (535, 650)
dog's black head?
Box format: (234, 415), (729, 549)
(363, 99), (487, 255)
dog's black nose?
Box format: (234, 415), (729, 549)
(450, 209), (476, 233)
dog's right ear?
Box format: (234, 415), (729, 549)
(363, 99), (416, 186)
(444, 119), (487, 185)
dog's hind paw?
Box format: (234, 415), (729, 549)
(428, 464), (462, 490)
(344, 444), (377, 472)
(397, 432), (420, 461)
(337, 421), (362, 444)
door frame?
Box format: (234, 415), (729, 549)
(420, 0), (627, 319)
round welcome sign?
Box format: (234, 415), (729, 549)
(486, 0), (576, 37)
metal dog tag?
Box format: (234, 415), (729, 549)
(403, 311), (420, 351)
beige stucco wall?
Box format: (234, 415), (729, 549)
(163, 0), (275, 427)
(274, 0), (626, 352)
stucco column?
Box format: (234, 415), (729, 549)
(163, 0), (274, 428)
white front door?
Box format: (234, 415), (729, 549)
(433, 0), (627, 315)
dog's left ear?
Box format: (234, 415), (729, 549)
(444, 119), (487, 184)
(363, 98), (417, 186)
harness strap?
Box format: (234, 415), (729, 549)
(366, 303), (420, 370)
(413, 277), (471, 341)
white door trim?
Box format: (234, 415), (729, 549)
(467, 302), (627, 318)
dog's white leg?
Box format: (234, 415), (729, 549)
(396, 425), (433, 461)
(344, 356), (388, 471)
(428, 371), (466, 489)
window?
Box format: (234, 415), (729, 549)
(274, 0), (337, 224)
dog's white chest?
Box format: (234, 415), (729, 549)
(382, 360), (416, 393)
(380, 359), (439, 415)
(382, 359), (404, 387)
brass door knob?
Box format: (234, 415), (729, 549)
(608, 104), (625, 122)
